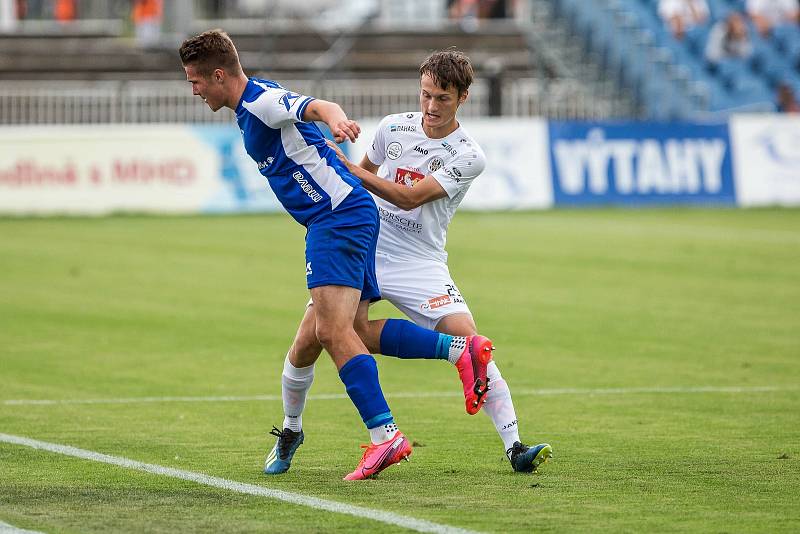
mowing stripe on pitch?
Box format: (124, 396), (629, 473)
(2, 385), (798, 406)
(0, 433), (479, 534)
(0, 520), (44, 534)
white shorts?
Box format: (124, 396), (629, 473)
(373, 251), (472, 330)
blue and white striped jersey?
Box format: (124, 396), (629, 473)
(235, 78), (362, 227)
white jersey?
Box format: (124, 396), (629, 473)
(366, 112), (486, 262)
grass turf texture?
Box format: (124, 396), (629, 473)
(1, 209), (798, 533)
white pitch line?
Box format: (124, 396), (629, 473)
(2, 385), (797, 406)
(0, 520), (44, 534)
(0, 433), (480, 534)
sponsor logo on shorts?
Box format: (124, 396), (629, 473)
(387, 142), (402, 160)
(420, 284), (465, 311)
(421, 294), (453, 310)
(306, 262), (312, 276)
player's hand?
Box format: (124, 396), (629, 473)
(325, 139), (351, 166)
(329, 119), (360, 143)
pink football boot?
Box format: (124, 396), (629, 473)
(343, 432), (412, 480)
(455, 335), (495, 415)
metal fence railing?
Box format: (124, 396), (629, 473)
(0, 77), (622, 125)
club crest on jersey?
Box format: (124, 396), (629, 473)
(428, 157), (444, 172)
(395, 167), (425, 187)
(387, 142), (402, 160)
(281, 92), (301, 111)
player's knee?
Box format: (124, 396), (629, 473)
(314, 322), (338, 350)
(290, 338), (321, 367)
(294, 321), (318, 350)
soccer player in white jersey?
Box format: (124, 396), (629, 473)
(268, 49), (552, 474)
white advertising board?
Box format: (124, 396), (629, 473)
(730, 115), (800, 207)
(0, 125), (280, 215)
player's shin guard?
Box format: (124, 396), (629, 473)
(482, 361), (520, 451)
(339, 354), (412, 480)
(281, 355), (315, 432)
(338, 354), (394, 434)
(379, 319), (446, 360)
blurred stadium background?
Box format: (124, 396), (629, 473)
(2, 0), (800, 122)
(1, 0), (799, 215)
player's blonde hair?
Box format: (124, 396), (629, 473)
(179, 29), (243, 77)
(419, 49), (474, 97)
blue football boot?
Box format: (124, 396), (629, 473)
(264, 426), (304, 474)
(508, 442), (553, 473)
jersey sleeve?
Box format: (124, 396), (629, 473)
(366, 115), (391, 166)
(242, 87), (316, 129)
(430, 146), (486, 199)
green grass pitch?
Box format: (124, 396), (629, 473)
(1, 209), (799, 533)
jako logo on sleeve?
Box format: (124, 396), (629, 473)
(548, 122), (736, 206)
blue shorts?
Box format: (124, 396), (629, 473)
(305, 191), (380, 302)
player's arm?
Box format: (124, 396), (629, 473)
(303, 99), (361, 143)
(340, 148), (447, 211)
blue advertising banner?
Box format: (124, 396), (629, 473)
(548, 121), (736, 206)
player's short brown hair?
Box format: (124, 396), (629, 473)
(179, 29), (242, 77)
(419, 49), (474, 96)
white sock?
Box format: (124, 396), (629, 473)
(481, 361), (520, 455)
(281, 354), (314, 432)
(447, 336), (468, 364)
(369, 422), (398, 444)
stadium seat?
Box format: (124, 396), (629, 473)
(548, 0), (797, 116)
(685, 25), (711, 57)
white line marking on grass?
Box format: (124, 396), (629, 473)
(0, 520), (44, 534)
(0, 434), (480, 534)
(3, 385), (797, 406)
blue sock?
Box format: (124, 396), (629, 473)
(338, 354), (393, 429)
(379, 318), (453, 360)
